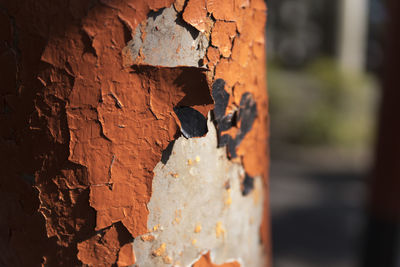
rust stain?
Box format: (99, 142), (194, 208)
(193, 252), (241, 267)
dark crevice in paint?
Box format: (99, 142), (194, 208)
(174, 107), (208, 138)
(130, 66), (212, 108)
(212, 79), (230, 122)
(80, 29), (97, 57)
(211, 79), (257, 158)
(173, 68), (212, 107)
(174, 15), (200, 40)
(242, 173), (254, 196)
(118, 17), (133, 44)
(114, 221), (134, 245)
(161, 140), (176, 164)
(130, 65), (212, 138)
(147, 8), (165, 20)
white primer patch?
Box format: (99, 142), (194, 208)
(132, 116), (265, 267)
(124, 6), (208, 67)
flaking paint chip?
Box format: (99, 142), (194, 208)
(215, 222), (225, 238)
(225, 188), (232, 205)
(141, 234), (155, 242)
(152, 243), (166, 257)
(194, 224), (202, 233)
(192, 239), (197, 245)
(152, 224), (161, 232)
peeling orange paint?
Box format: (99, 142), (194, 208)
(174, 0), (186, 12)
(193, 252), (241, 267)
(206, 46), (221, 69)
(117, 243), (135, 266)
(0, 0), (269, 265)
(77, 226), (120, 266)
(207, 0), (236, 22)
(183, 0), (213, 35)
(211, 21), (237, 58)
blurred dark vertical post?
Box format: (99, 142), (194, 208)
(362, 0), (400, 266)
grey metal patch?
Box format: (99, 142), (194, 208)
(132, 115), (265, 267)
(124, 6), (208, 67)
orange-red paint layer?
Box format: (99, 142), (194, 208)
(0, 0), (270, 266)
(193, 252), (241, 267)
(183, 0), (213, 35)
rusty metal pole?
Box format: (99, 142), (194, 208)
(0, 0), (270, 266)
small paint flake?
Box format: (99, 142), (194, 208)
(225, 188), (232, 205)
(194, 224), (202, 233)
(170, 172), (179, 178)
(225, 196), (232, 205)
(163, 255), (173, 264)
(174, 209), (182, 224)
(152, 243), (166, 257)
(195, 156), (201, 162)
(187, 159), (193, 165)
(152, 224), (161, 232)
(192, 239), (197, 245)
(141, 234), (155, 242)
(215, 222), (225, 238)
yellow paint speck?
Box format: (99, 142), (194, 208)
(194, 224), (202, 233)
(152, 243), (166, 257)
(152, 224), (161, 232)
(195, 156), (201, 162)
(215, 221), (225, 238)
(224, 188), (232, 205)
(187, 159), (193, 165)
(192, 239), (197, 245)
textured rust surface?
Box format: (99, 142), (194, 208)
(0, 0), (269, 266)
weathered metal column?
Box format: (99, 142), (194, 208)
(0, 0), (270, 266)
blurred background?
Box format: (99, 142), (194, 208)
(264, 0), (393, 266)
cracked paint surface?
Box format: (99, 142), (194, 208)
(0, 0), (269, 266)
(133, 117), (265, 267)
